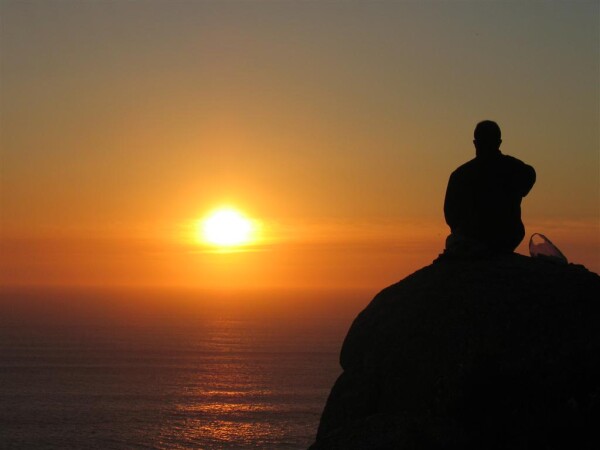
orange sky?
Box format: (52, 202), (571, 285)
(1, 1), (598, 291)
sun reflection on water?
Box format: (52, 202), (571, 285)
(179, 401), (277, 414)
(147, 311), (346, 449)
(161, 419), (290, 449)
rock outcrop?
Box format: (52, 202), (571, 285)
(311, 254), (600, 449)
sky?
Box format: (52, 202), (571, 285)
(1, 0), (598, 292)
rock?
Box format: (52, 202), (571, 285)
(310, 254), (600, 449)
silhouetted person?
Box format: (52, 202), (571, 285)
(444, 121), (536, 255)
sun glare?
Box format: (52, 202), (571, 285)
(199, 208), (256, 247)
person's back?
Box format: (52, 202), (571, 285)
(444, 121), (536, 255)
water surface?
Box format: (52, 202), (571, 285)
(0, 287), (368, 449)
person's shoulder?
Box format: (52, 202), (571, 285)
(500, 153), (529, 167)
(452, 157), (478, 175)
(501, 153), (536, 180)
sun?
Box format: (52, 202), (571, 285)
(198, 208), (256, 247)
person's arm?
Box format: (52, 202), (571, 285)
(444, 172), (461, 232)
(506, 156), (536, 197)
(520, 163), (536, 197)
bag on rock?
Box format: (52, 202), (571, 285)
(529, 233), (568, 264)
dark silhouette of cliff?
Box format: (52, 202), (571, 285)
(310, 254), (600, 449)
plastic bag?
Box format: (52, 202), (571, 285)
(529, 233), (568, 264)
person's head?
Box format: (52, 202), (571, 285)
(473, 120), (502, 156)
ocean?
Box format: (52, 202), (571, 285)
(0, 287), (368, 449)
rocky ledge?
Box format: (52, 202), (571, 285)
(310, 254), (600, 449)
